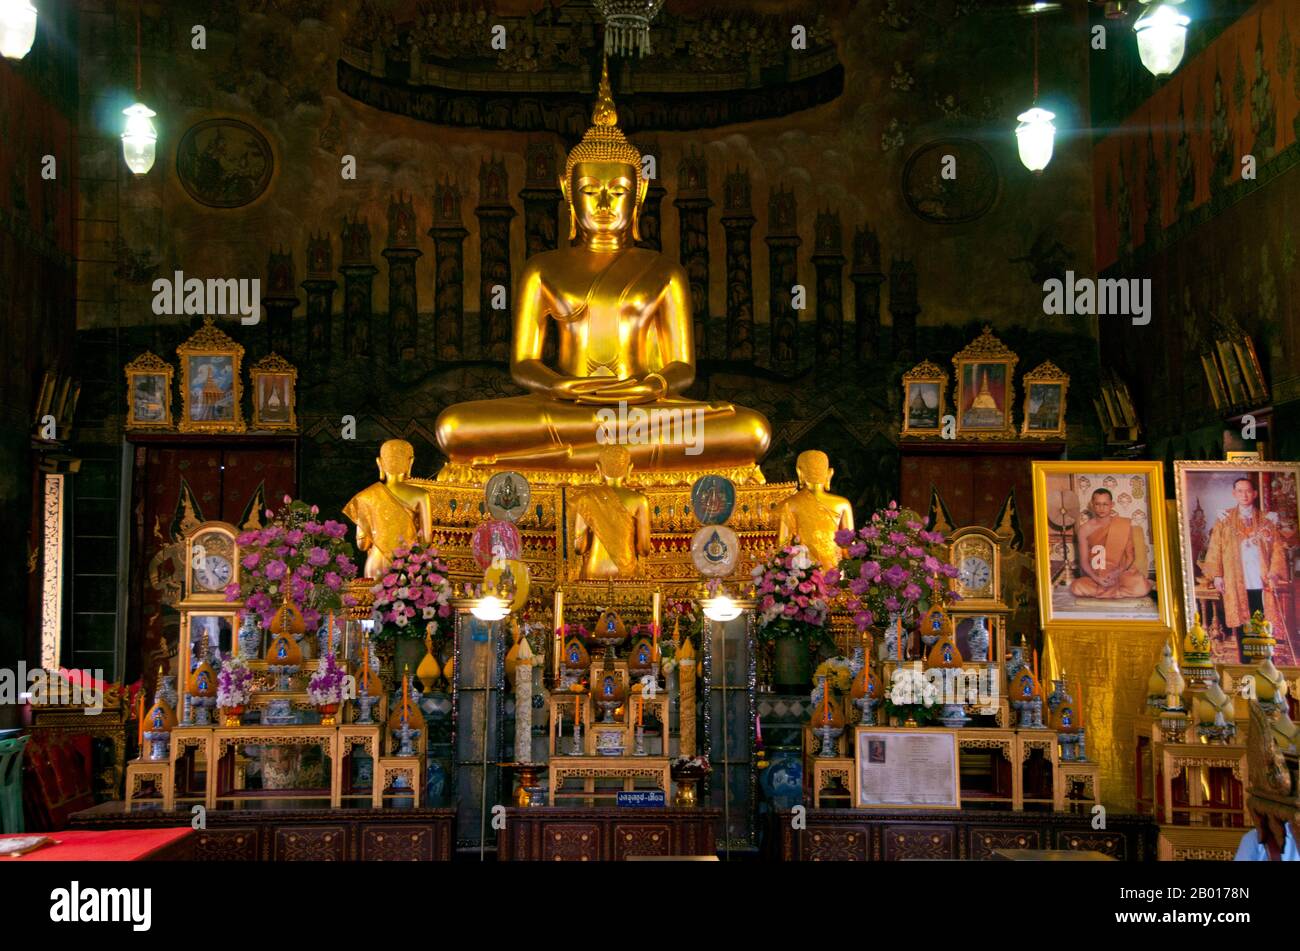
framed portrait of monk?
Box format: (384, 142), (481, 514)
(1031, 461), (1174, 629)
(1174, 461), (1299, 668)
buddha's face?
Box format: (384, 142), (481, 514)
(569, 161), (638, 238)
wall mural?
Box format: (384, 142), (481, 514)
(1095, 0), (1300, 458)
(175, 118), (276, 208)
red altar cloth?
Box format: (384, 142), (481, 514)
(0, 828), (192, 861)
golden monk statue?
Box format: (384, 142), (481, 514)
(571, 445), (651, 579)
(343, 439), (432, 579)
(434, 61), (771, 484)
(1068, 488), (1153, 600)
(776, 450), (854, 572)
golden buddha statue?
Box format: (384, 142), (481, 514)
(434, 60), (771, 485)
(776, 450), (854, 573)
(571, 445), (651, 579)
(343, 438), (432, 579)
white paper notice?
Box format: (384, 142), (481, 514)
(856, 730), (958, 808)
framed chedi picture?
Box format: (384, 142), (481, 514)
(900, 360), (947, 437)
(1031, 461), (1174, 629)
(1020, 360), (1069, 439)
(1173, 461), (1300, 668)
(952, 325), (1017, 439)
(124, 351), (174, 430)
(250, 352), (297, 430)
(177, 319), (245, 434)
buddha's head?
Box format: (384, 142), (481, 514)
(561, 59), (647, 247)
(596, 444), (632, 484)
(377, 438), (415, 482)
(796, 449), (832, 489)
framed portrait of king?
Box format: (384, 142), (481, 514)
(1031, 461), (1174, 629)
(1174, 461), (1300, 667)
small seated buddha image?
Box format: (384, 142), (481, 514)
(775, 450), (854, 573)
(571, 447), (651, 580)
(433, 59), (771, 484)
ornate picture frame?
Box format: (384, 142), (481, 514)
(177, 319), (246, 434)
(1233, 337), (1268, 403)
(124, 351), (174, 431)
(249, 352), (297, 431)
(900, 360), (947, 437)
(1019, 360), (1069, 439)
(1173, 460), (1300, 670)
(1031, 460), (1174, 631)
(1200, 351), (1228, 410)
(1215, 338), (1249, 406)
(952, 325), (1018, 440)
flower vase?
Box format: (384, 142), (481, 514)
(772, 634), (812, 694)
(237, 614), (262, 660)
(318, 702), (339, 727)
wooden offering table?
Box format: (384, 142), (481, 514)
(71, 802), (457, 861)
(771, 808), (1156, 861)
(497, 807), (719, 861)
(549, 756), (672, 805)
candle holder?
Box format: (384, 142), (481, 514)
(1057, 730), (1085, 762)
(355, 690), (379, 725)
(143, 730), (170, 762)
(634, 723), (646, 756)
(267, 663), (299, 693)
(854, 695), (879, 726)
(395, 719), (422, 757)
(569, 720), (583, 756)
(188, 695), (215, 727)
(1012, 698), (1043, 729)
(813, 724), (842, 758)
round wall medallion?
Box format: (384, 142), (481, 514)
(901, 138), (999, 224)
(690, 475), (736, 526)
(485, 471), (530, 523)
(176, 118), (274, 208)
(691, 525), (740, 577)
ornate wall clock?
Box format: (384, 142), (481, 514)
(177, 521), (243, 687)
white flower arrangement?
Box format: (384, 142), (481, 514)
(887, 666), (941, 707)
(216, 657), (253, 708)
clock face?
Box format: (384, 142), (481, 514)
(953, 534), (997, 599)
(958, 555), (991, 594)
(191, 535), (235, 593)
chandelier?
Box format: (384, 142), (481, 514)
(593, 0), (665, 58)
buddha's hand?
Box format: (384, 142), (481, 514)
(573, 374), (668, 405)
(550, 377), (626, 400)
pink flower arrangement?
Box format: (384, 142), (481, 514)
(750, 541), (832, 644)
(227, 496), (359, 631)
(835, 501), (959, 634)
(308, 651), (347, 707)
(370, 543), (453, 642)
